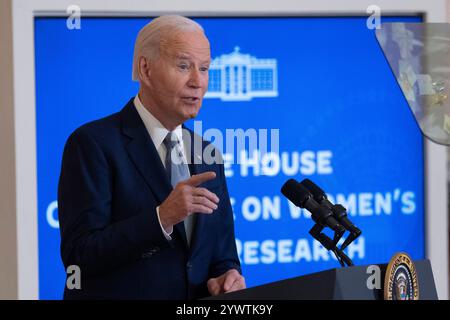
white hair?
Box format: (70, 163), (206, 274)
(131, 15), (205, 81)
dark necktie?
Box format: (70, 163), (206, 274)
(163, 132), (195, 246)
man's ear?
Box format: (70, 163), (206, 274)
(138, 56), (152, 86)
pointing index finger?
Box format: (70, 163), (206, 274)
(184, 171), (216, 187)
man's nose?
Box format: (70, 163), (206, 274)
(187, 69), (203, 88)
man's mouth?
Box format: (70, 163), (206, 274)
(181, 97), (200, 104)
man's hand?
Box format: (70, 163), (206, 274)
(159, 171), (219, 230)
(207, 269), (246, 296)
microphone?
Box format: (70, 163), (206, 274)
(300, 178), (361, 249)
(281, 179), (345, 234)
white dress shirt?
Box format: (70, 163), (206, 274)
(133, 95), (191, 241)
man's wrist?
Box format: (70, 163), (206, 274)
(156, 206), (173, 240)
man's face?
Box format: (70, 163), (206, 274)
(147, 30), (211, 126)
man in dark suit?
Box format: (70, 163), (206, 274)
(58, 15), (245, 299)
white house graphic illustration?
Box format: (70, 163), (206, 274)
(205, 47), (278, 101)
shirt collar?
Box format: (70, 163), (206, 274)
(133, 95), (183, 150)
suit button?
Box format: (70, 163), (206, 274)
(186, 262), (192, 269)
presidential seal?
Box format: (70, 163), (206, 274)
(384, 252), (419, 300)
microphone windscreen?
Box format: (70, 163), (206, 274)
(281, 179), (310, 207)
(301, 178), (325, 199)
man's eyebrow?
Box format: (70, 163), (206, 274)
(174, 54), (210, 64)
(175, 54), (191, 60)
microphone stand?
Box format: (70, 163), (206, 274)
(331, 204), (362, 251)
(298, 179), (361, 265)
(308, 222), (353, 267)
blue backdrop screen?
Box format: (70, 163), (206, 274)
(35, 16), (424, 299)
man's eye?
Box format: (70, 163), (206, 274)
(200, 67), (209, 72)
(178, 64), (189, 70)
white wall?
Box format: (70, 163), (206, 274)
(0, 0), (18, 300)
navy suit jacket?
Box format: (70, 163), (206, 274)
(58, 98), (241, 299)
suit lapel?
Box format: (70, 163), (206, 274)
(120, 99), (189, 247)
